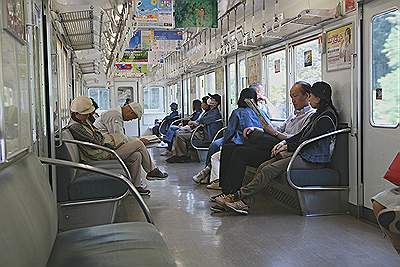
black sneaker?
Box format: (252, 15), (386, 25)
(135, 186), (151, 196)
(210, 204), (227, 213)
(166, 156), (188, 163)
(147, 168), (168, 180)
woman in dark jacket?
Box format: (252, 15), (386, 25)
(213, 81), (338, 215)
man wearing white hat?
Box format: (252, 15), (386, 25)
(68, 96), (167, 196)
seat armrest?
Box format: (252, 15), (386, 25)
(286, 128), (351, 191)
(62, 139), (132, 181)
(39, 157), (154, 225)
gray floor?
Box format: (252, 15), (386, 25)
(116, 148), (400, 267)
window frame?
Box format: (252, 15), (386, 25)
(143, 86), (165, 114)
(87, 87), (111, 112)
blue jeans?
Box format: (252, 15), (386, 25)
(164, 125), (180, 151)
(205, 138), (224, 167)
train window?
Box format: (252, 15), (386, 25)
(293, 38), (322, 84)
(169, 83), (182, 111)
(228, 62), (237, 114)
(239, 59), (247, 90)
(183, 79), (190, 116)
(205, 72), (216, 94)
(1, 32), (31, 157)
(117, 87), (134, 107)
(265, 49), (287, 119)
(371, 9), (400, 126)
(88, 88), (110, 112)
(196, 75), (205, 98)
(144, 86), (164, 113)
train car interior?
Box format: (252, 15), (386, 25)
(0, 0), (400, 266)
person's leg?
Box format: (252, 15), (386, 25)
(115, 148), (143, 187)
(205, 138), (224, 167)
(164, 125), (179, 144)
(173, 132), (192, 157)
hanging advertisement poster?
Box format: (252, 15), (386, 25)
(129, 30), (182, 51)
(326, 24), (353, 71)
(174, 0), (218, 28)
(3, 0), (26, 43)
(121, 50), (149, 63)
(345, 0), (357, 14)
(304, 50), (313, 67)
(247, 54), (261, 85)
(133, 0), (174, 28)
(274, 59), (280, 73)
(114, 63), (148, 78)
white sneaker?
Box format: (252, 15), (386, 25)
(157, 141), (168, 148)
(192, 166), (211, 184)
(206, 180), (221, 190)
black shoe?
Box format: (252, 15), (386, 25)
(210, 203), (227, 213)
(147, 168), (168, 180)
(135, 186), (151, 196)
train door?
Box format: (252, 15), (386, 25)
(30, 1), (48, 157)
(362, 0), (400, 209)
(117, 86), (139, 136)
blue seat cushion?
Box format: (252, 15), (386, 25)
(290, 168), (340, 186)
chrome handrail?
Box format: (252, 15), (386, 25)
(39, 157), (154, 225)
(159, 115), (181, 138)
(286, 128), (351, 191)
(190, 120), (225, 151)
(62, 139), (132, 181)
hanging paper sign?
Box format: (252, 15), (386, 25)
(4, 0), (26, 43)
(345, 0), (357, 14)
(247, 54), (261, 85)
(326, 24), (353, 71)
(304, 50), (313, 67)
(121, 50), (149, 63)
(133, 0), (174, 28)
(129, 30), (182, 51)
(274, 59), (281, 73)
(114, 63), (148, 78)
(174, 0), (218, 28)
(375, 88), (383, 100)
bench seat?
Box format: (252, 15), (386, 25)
(48, 222), (175, 267)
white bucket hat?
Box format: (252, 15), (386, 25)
(128, 102), (143, 119)
(70, 96), (95, 115)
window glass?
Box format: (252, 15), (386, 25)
(205, 72), (216, 94)
(1, 32), (31, 157)
(169, 83), (182, 112)
(228, 63), (237, 114)
(117, 87), (134, 107)
(294, 39), (322, 84)
(88, 88), (110, 111)
(265, 50), (287, 119)
(239, 59), (247, 90)
(371, 10), (400, 126)
(143, 86), (164, 112)
(196, 75), (205, 98)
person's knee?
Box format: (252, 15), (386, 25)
(372, 200), (386, 217)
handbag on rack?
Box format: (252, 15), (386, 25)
(384, 153), (400, 186)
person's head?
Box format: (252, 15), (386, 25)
(192, 99), (202, 111)
(121, 102), (143, 121)
(170, 102), (178, 111)
(207, 93), (221, 109)
(201, 96), (210, 110)
(309, 81), (338, 114)
(290, 81), (311, 110)
(237, 87), (257, 108)
(90, 98), (99, 111)
(123, 98), (131, 106)
(249, 82), (264, 94)
(344, 28), (351, 44)
(70, 96), (95, 122)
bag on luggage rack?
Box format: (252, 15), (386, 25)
(384, 153), (400, 186)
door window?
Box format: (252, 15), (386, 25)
(293, 39), (322, 84)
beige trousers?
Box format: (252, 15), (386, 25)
(173, 132), (192, 157)
(115, 138), (155, 187)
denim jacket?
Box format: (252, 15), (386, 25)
(286, 107), (337, 164)
(223, 107), (268, 144)
(198, 108), (223, 141)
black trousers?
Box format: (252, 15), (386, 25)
(219, 131), (280, 194)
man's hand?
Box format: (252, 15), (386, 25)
(139, 138), (150, 146)
(243, 127), (255, 139)
(271, 141), (287, 157)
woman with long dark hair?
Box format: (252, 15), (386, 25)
(214, 81), (338, 215)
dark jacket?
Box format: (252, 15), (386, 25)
(198, 107), (223, 141)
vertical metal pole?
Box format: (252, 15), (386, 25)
(0, 0), (6, 163)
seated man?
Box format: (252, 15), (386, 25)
(152, 102), (180, 136)
(214, 81), (337, 215)
(68, 96), (166, 196)
(216, 81), (315, 199)
(161, 99), (203, 156)
(192, 87), (270, 184)
(166, 94), (223, 163)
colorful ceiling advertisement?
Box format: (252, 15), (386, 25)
(129, 30), (183, 51)
(174, 0), (218, 28)
(133, 0), (174, 28)
(114, 63), (148, 78)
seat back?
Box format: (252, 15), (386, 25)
(0, 153), (57, 267)
(55, 129), (80, 201)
